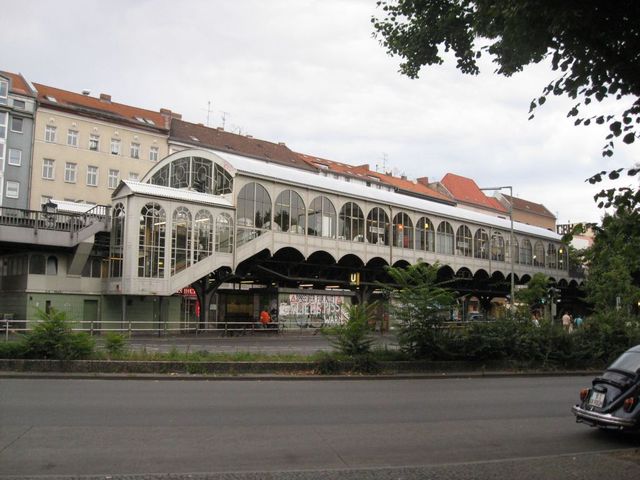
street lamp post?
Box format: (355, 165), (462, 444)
(480, 186), (515, 311)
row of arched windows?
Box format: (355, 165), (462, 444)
(109, 203), (234, 279)
(237, 183), (567, 269)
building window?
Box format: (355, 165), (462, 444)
(138, 203), (166, 278)
(149, 146), (159, 162)
(7, 148), (22, 166)
(491, 232), (505, 261)
(108, 169), (119, 189)
(110, 138), (120, 155)
(109, 203), (125, 277)
(29, 254), (46, 274)
(366, 207), (389, 245)
(195, 210), (214, 260)
(436, 221), (455, 255)
(308, 196), (336, 239)
(46, 256), (58, 275)
(172, 207), (192, 275)
(392, 212), (413, 248)
(13, 99), (25, 109)
(130, 142), (140, 159)
(11, 116), (23, 133)
(416, 217), (435, 252)
(89, 134), (100, 151)
(64, 162), (77, 183)
(67, 129), (79, 147)
(533, 241), (545, 267)
(520, 239), (533, 265)
(456, 225), (472, 257)
(129, 172), (139, 181)
(237, 182), (272, 245)
(86, 165), (98, 186)
(5, 181), (19, 198)
(474, 228), (489, 259)
(216, 213), (234, 253)
(0, 79), (7, 105)
(0, 111), (7, 138)
(275, 190), (306, 234)
(339, 202), (365, 242)
(546, 244), (557, 269)
(42, 159), (55, 179)
(45, 125), (56, 142)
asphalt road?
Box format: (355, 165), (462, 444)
(1, 376), (640, 479)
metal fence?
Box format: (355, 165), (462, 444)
(0, 205), (110, 235)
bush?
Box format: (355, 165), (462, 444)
(321, 303), (376, 356)
(22, 308), (95, 360)
(314, 352), (343, 375)
(0, 340), (26, 359)
(104, 332), (127, 357)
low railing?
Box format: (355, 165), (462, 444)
(0, 205), (111, 236)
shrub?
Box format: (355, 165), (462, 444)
(104, 332), (127, 357)
(321, 303), (376, 356)
(351, 354), (382, 374)
(22, 308), (95, 360)
(0, 340), (26, 359)
(314, 352), (343, 375)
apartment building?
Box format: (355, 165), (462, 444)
(0, 71), (36, 209)
(29, 83), (177, 208)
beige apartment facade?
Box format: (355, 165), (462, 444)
(29, 85), (174, 209)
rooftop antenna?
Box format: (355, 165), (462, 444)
(206, 100), (213, 127)
(221, 111), (229, 129)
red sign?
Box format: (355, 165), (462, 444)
(177, 287), (197, 297)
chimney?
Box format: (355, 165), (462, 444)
(160, 108), (182, 128)
(278, 142), (286, 146)
(99, 93), (111, 103)
(417, 176), (429, 186)
(401, 174), (407, 181)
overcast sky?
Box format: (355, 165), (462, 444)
(3, 0), (638, 224)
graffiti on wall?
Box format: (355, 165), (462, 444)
(278, 293), (347, 327)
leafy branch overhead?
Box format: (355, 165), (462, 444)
(372, 0), (640, 159)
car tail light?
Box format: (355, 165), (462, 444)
(580, 388), (590, 401)
(623, 397), (636, 412)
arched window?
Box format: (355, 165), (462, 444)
(138, 203), (166, 278)
(436, 221), (454, 255)
(237, 182), (272, 246)
(558, 245), (568, 270)
(339, 202), (365, 242)
(416, 217), (434, 252)
(275, 190), (306, 234)
(194, 210), (213, 261)
(491, 232), (505, 261)
(393, 212), (413, 248)
(474, 228), (489, 259)
(308, 196), (336, 238)
(46, 256), (58, 275)
(29, 254), (46, 274)
(547, 244), (557, 269)
(149, 157), (233, 195)
(520, 239), (533, 265)
(366, 207), (389, 245)
(109, 203), (125, 277)
(216, 213), (233, 253)
(456, 225), (472, 257)
(172, 207), (192, 275)
(533, 241), (545, 267)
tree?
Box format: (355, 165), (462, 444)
(322, 303), (377, 356)
(515, 272), (549, 310)
(584, 207), (640, 312)
(372, 1), (640, 204)
(383, 262), (456, 358)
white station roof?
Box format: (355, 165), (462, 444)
(113, 180), (233, 208)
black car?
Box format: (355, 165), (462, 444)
(572, 344), (640, 430)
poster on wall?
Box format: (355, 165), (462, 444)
(278, 293), (348, 328)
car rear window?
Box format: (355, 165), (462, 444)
(608, 351), (640, 373)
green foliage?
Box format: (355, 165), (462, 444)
(384, 262), (456, 359)
(321, 303), (376, 356)
(104, 332), (128, 357)
(585, 208), (640, 312)
(0, 340), (26, 359)
(22, 308), (95, 360)
(515, 273), (549, 309)
(314, 352), (343, 375)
